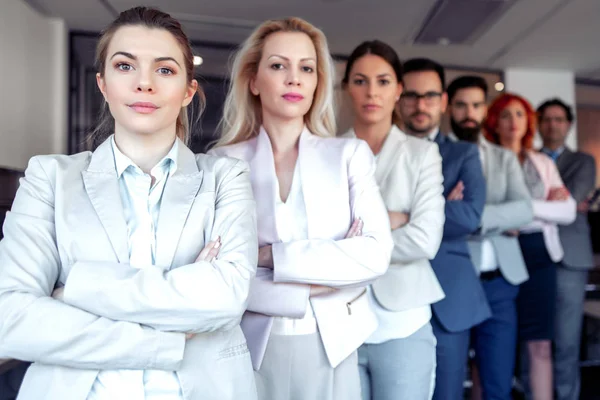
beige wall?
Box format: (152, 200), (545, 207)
(0, 0), (67, 170)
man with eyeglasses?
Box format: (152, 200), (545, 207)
(538, 98), (597, 400)
(397, 59), (490, 400)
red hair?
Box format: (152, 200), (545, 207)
(483, 93), (537, 150)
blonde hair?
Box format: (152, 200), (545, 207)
(215, 17), (336, 147)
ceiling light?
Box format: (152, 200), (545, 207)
(193, 56), (203, 66)
(495, 82), (504, 91)
(437, 37), (451, 46)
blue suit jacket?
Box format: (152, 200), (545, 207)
(430, 133), (491, 332)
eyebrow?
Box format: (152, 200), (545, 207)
(454, 100), (486, 105)
(267, 54), (316, 62)
(110, 51), (182, 68)
(353, 73), (393, 79)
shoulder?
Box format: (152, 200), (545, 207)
(573, 150), (596, 166)
(195, 152), (250, 181)
(308, 134), (371, 163)
(528, 150), (553, 165)
(444, 137), (478, 160)
(206, 137), (258, 162)
(406, 134), (439, 153)
(27, 152), (92, 181)
(486, 141), (518, 164)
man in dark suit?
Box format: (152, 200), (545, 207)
(539, 98), (597, 400)
(398, 59), (490, 400)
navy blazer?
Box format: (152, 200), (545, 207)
(430, 133), (491, 332)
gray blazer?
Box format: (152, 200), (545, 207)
(556, 148), (597, 269)
(454, 136), (533, 285)
(0, 138), (259, 400)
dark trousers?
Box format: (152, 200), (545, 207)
(472, 276), (519, 400)
(431, 315), (471, 400)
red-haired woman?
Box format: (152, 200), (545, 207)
(483, 93), (576, 400)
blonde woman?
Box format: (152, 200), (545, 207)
(209, 17), (393, 400)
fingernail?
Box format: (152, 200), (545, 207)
(214, 241), (221, 249)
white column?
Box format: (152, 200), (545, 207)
(504, 68), (576, 149)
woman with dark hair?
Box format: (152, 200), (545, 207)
(484, 93), (576, 400)
(0, 7), (258, 400)
(342, 40), (446, 400)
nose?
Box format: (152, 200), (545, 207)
(286, 70), (300, 87)
(136, 70), (154, 93)
(467, 105), (477, 120)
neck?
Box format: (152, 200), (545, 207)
(402, 124), (438, 140)
(262, 116), (304, 155)
(353, 118), (392, 155)
(114, 127), (177, 174)
(543, 140), (564, 152)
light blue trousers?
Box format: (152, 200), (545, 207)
(358, 322), (436, 400)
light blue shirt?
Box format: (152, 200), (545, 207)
(87, 136), (183, 400)
(541, 146), (565, 163)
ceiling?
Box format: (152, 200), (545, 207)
(24, 0), (600, 81)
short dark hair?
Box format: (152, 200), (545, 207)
(447, 76), (488, 102)
(537, 98), (574, 123)
(403, 58), (445, 89)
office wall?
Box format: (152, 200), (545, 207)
(0, 0), (67, 170)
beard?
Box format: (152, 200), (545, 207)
(451, 117), (481, 143)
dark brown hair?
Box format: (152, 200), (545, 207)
(89, 6), (205, 149)
(342, 40), (403, 126)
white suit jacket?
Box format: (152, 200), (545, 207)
(0, 137), (259, 400)
(209, 127), (393, 369)
(344, 126), (445, 311)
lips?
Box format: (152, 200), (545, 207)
(128, 102), (159, 114)
(282, 93), (304, 102)
(363, 104), (381, 111)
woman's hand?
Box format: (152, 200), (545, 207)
(388, 211), (410, 230)
(195, 237), (221, 263)
(547, 187), (569, 201)
(258, 245), (274, 269)
(345, 218), (363, 238)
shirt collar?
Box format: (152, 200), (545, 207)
(427, 128), (440, 142)
(111, 135), (179, 178)
(541, 146), (565, 157)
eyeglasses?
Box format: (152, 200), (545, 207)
(540, 116), (568, 124)
(400, 91), (443, 106)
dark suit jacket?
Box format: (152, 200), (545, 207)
(556, 148), (597, 269)
(431, 133), (491, 332)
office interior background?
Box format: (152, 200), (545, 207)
(1, 0), (600, 398)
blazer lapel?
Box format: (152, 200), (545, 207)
(82, 138), (130, 263)
(343, 126), (405, 185)
(155, 141), (204, 269)
(375, 126), (406, 185)
(298, 128), (333, 238)
(249, 128), (280, 246)
(556, 147), (572, 173)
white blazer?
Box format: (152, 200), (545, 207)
(0, 137), (259, 400)
(344, 126), (445, 311)
(209, 127), (393, 369)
